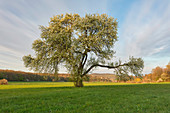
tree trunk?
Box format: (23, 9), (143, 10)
(74, 79), (83, 87)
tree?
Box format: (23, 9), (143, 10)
(162, 62), (170, 81)
(161, 73), (169, 81)
(164, 62), (170, 75)
(23, 13), (144, 87)
(143, 73), (152, 82)
(151, 66), (163, 81)
(116, 74), (134, 82)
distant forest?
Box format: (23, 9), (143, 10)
(144, 62), (170, 82)
(0, 62), (170, 82)
(0, 69), (69, 82)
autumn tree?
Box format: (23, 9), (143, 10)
(151, 66), (163, 81)
(162, 62), (170, 81)
(23, 14), (144, 87)
(164, 62), (170, 75)
(116, 74), (134, 82)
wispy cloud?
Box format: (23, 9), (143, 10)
(0, 0), (169, 74)
(119, 0), (170, 57)
(0, 0), (108, 72)
(117, 0), (170, 73)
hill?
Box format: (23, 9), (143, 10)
(0, 69), (117, 82)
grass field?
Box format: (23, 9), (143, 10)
(0, 82), (170, 113)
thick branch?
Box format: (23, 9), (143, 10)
(82, 54), (87, 68)
(78, 53), (87, 76)
(75, 51), (83, 54)
(82, 63), (129, 77)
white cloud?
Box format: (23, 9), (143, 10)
(118, 0), (170, 73)
(1, 0), (169, 74)
(0, 0), (108, 72)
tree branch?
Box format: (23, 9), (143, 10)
(82, 63), (129, 77)
(75, 51), (83, 54)
(82, 54), (87, 68)
(78, 53), (87, 76)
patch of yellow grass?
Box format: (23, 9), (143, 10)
(0, 82), (170, 89)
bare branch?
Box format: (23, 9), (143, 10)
(82, 63), (129, 76)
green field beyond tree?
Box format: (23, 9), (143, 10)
(0, 82), (170, 113)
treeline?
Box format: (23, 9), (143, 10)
(0, 69), (69, 82)
(1, 62), (170, 83)
(0, 69), (132, 82)
(144, 62), (170, 82)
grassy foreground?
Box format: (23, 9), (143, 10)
(0, 82), (170, 113)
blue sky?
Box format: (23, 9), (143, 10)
(0, 0), (170, 74)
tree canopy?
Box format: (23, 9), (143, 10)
(23, 13), (144, 87)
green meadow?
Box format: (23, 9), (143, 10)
(0, 82), (170, 113)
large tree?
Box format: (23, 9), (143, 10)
(23, 14), (144, 87)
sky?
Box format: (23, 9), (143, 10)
(0, 0), (170, 74)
